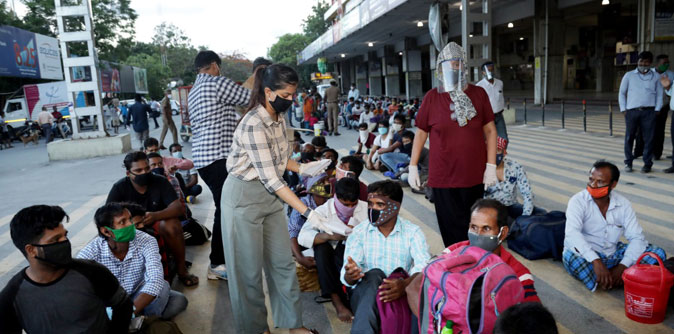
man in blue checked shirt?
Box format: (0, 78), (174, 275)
(78, 203), (188, 319)
(188, 50), (251, 280)
(618, 51), (663, 173)
(341, 180), (431, 333)
(562, 160), (666, 292)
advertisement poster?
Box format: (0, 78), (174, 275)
(34, 33), (63, 80)
(0, 25), (40, 79)
(100, 61), (121, 92)
(133, 67), (148, 94)
(654, 0), (674, 41)
(0, 25), (63, 80)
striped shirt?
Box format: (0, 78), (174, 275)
(77, 230), (165, 297)
(447, 241), (540, 303)
(227, 104), (290, 193)
(188, 73), (250, 169)
(340, 217), (431, 287)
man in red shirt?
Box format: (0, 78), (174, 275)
(406, 199), (540, 317)
(408, 42), (498, 247)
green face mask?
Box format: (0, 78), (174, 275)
(658, 63), (670, 72)
(105, 224), (136, 243)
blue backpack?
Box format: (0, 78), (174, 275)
(507, 211), (566, 261)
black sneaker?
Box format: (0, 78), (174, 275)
(664, 166), (674, 174)
(624, 164), (633, 173)
(641, 166), (652, 173)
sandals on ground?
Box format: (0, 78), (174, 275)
(178, 273), (199, 287)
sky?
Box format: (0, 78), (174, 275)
(11, 0), (319, 59)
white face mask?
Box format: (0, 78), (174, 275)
(392, 124), (402, 132)
(485, 68), (494, 80)
(359, 130), (369, 143)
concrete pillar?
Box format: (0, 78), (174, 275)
(404, 50), (423, 100)
(461, 0), (493, 83)
(430, 46), (439, 89)
(383, 55), (401, 97)
(356, 59), (368, 96)
(534, 0), (564, 104)
(368, 55), (383, 96)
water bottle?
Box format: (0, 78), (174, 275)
(440, 320), (454, 334)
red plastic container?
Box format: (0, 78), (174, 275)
(622, 252), (674, 324)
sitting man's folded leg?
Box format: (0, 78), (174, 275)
(349, 268), (386, 334)
(140, 280), (188, 319)
(314, 242), (352, 322)
(159, 217), (198, 285)
(563, 249), (600, 291)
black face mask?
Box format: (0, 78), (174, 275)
(368, 208), (382, 226)
(32, 239), (72, 268)
(328, 160), (337, 170)
(151, 167), (165, 176)
(301, 152), (315, 162)
(131, 172), (151, 187)
(270, 95), (293, 114)
(403, 143), (413, 152)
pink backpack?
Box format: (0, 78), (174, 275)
(419, 245), (524, 334)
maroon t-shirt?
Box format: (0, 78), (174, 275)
(416, 85), (495, 188)
(357, 132), (376, 149)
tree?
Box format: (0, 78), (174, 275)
(220, 51), (253, 82)
(302, 0), (330, 41)
(124, 52), (170, 100)
(268, 33), (309, 67)
(152, 22), (192, 49)
(19, 0), (137, 59)
(150, 22), (199, 86)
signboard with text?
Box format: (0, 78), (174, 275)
(0, 25), (63, 80)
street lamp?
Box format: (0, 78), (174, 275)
(507, 22), (514, 28)
(601, 0), (609, 5)
(398, 51), (403, 56)
(519, 37), (524, 40)
(368, 42), (374, 47)
(340, 53), (346, 58)
(417, 21), (423, 27)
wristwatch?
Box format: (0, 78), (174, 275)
(302, 208), (312, 219)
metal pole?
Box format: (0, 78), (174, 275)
(507, 98), (510, 110)
(582, 99), (587, 132)
(541, 102), (545, 126)
(524, 98), (527, 124)
(609, 100), (613, 136)
(561, 100), (565, 129)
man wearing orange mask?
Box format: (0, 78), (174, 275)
(562, 160), (666, 291)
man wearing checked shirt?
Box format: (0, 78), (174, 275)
(188, 50), (250, 280)
(341, 180), (430, 333)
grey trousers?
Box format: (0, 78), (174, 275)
(221, 176), (303, 333)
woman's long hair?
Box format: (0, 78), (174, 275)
(246, 64), (299, 113)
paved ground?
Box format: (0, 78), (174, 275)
(0, 113), (673, 333)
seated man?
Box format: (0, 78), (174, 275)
(336, 155), (368, 201)
(288, 176), (333, 269)
(378, 116), (407, 172)
(299, 178), (368, 323)
(563, 160), (666, 291)
(341, 180), (431, 333)
(311, 135), (327, 153)
(406, 199), (540, 319)
(169, 143), (203, 202)
(381, 130), (413, 174)
(78, 203), (188, 319)
(107, 151), (198, 287)
(484, 137), (544, 219)
(354, 122), (376, 159)
(0, 205), (133, 333)
(321, 148), (339, 178)
(148, 152), (186, 208)
(143, 137), (193, 172)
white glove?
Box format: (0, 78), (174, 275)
(408, 165), (421, 190)
(306, 210), (333, 235)
(483, 163), (498, 190)
(299, 159), (333, 177)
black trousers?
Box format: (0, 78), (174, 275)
(314, 242), (347, 299)
(432, 184), (484, 247)
(197, 159), (228, 265)
(349, 269), (386, 334)
(624, 108), (656, 168)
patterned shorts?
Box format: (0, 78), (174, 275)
(562, 242), (666, 291)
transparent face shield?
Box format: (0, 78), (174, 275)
(438, 59), (463, 93)
(484, 65), (494, 80)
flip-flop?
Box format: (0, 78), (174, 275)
(179, 273), (199, 287)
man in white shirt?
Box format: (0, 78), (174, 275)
(298, 178), (367, 323)
(348, 83), (360, 102)
(476, 61), (507, 140)
(562, 160), (666, 292)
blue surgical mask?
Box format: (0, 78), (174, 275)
(172, 151), (184, 159)
(378, 127), (388, 135)
(496, 153), (504, 166)
(291, 152), (301, 160)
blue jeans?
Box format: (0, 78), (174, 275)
(624, 107), (656, 167)
(380, 152), (410, 172)
(135, 280), (188, 319)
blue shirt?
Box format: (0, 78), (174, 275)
(129, 102), (152, 132)
(288, 195), (317, 239)
(340, 217), (431, 287)
(484, 157), (534, 215)
(618, 69), (663, 112)
(563, 190), (649, 267)
(77, 230), (165, 297)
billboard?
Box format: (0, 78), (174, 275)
(133, 67), (148, 94)
(100, 60), (121, 92)
(0, 25), (63, 80)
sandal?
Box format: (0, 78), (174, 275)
(178, 273), (199, 287)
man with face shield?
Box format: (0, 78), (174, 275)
(408, 42), (498, 247)
(341, 180), (431, 333)
(476, 61), (507, 140)
(0, 205), (133, 333)
(563, 160), (666, 291)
